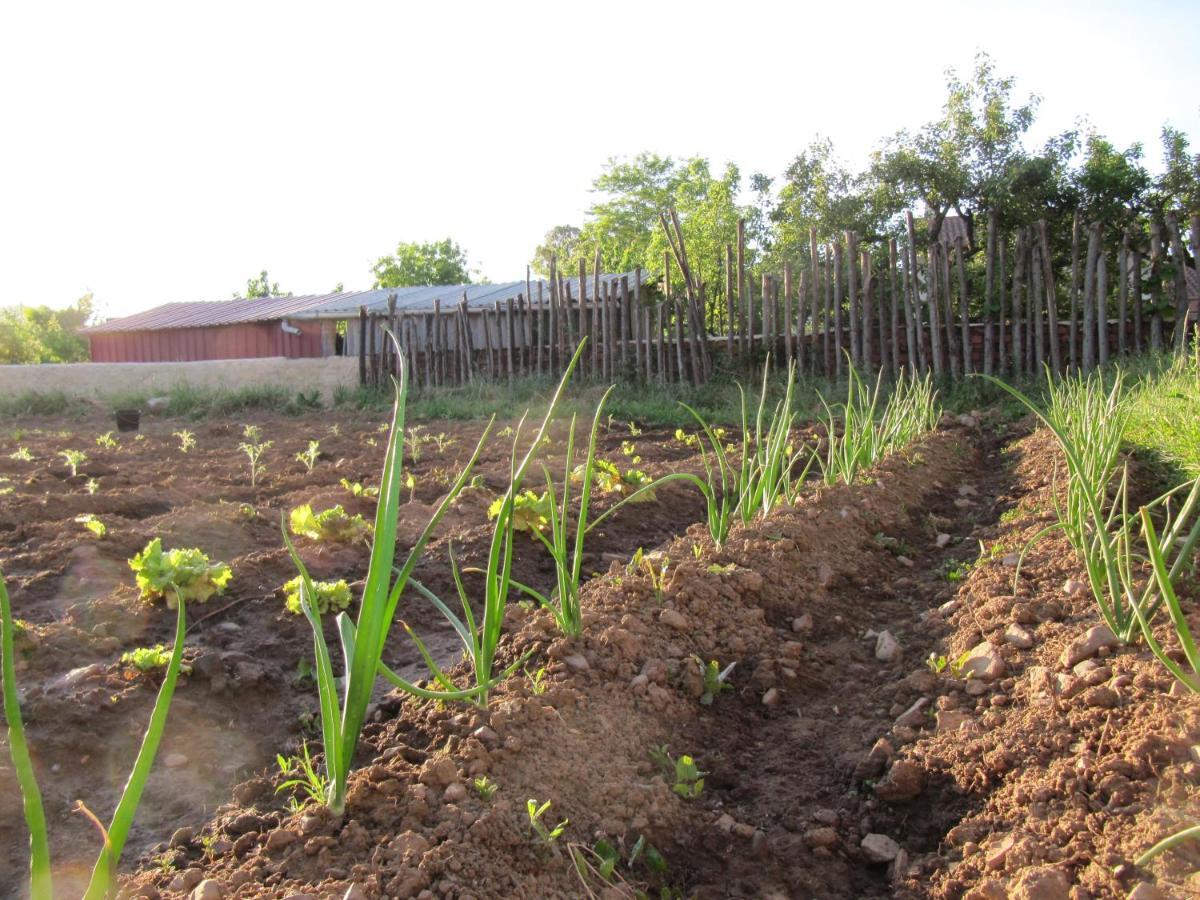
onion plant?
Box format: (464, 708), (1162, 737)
(680, 359), (813, 546)
(817, 363), (940, 486)
(2, 542), (224, 899)
(282, 334), (500, 814)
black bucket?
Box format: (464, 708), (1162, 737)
(115, 409), (141, 433)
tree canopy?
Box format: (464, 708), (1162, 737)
(239, 270), (289, 299)
(372, 239), (471, 288)
(0, 294), (94, 364)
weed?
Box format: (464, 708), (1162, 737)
(526, 666), (549, 695)
(59, 449), (87, 477)
(276, 743), (329, 812)
(295, 440), (321, 473)
(527, 798), (568, 844)
(473, 776), (498, 800)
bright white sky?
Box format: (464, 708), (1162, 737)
(2, 0), (1197, 320)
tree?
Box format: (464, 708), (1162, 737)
(0, 293), (94, 364)
(372, 239), (470, 288)
(1075, 132), (1149, 227)
(239, 270), (288, 299)
(532, 225), (582, 277)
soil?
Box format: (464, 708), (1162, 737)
(1, 407), (1198, 900)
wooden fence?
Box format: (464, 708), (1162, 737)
(358, 210), (1200, 389)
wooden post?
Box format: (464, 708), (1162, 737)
(1149, 218), (1164, 352)
(368, 313), (379, 387)
(846, 231), (860, 366)
(673, 298), (686, 384)
(1166, 212), (1191, 354)
(505, 296), (516, 380)
(1082, 222), (1100, 371)
(761, 273), (771, 361)
(579, 259), (590, 376)
(1097, 251), (1109, 367)
(357, 306), (368, 386)
(536, 281), (545, 375)
(724, 244), (735, 362)
(890, 239), (904, 377)
(1118, 239), (1128, 356)
(1131, 241), (1143, 353)
(1038, 221), (1061, 374)
(459, 296), (475, 382)
(940, 242), (960, 378)
(781, 262), (792, 368)
(737, 218), (747, 359)
(926, 241), (944, 377)
(548, 256), (559, 372)
(983, 210), (997, 375)
(833, 241), (844, 376)
(655, 302), (666, 382)
(956, 238), (971, 374)
(633, 269), (643, 379)
(1070, 211), (1081, 371)
(997, 237), (1007, 376)
(861, 248), (874, 370)
(809, 229), (821, 376)
(619, 275), (630, 374)
(906, 212), (934, 375)
(1031, 239), (1045, 372)
(1011, 230), (1025, 377)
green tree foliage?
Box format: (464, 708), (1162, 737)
(0, 294), (94, 364)
(1075, 132), (1150, 227)
(239, 270), (288, 299)
(532, 225), (582, 277)
(372, 239), (470, 288)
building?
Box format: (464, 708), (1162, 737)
(83, 273), (642, 363)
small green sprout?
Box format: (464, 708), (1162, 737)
(431, 432), (456, 453)
(9, 447), (33, 461)
(696, 658), (735, 706)
(238, 437), (272, 487)
(404, 471), (417, 502)
(674, 428), (700, 449)
(649, 746), (705, 799)
(628, 548), (669, 601)
(276, 742), (329, 812)
(85, 478), (100, 495)
(95, 432), (117, 449)
(328, 423), (341, 437)
(173, 430), (196, 453)
(527, 798), (567, 844)
(295, 440), (321, 473)
(340, 477), (379, 498)
(75, 514), (107, 538)
(473, 776), (498, 800)
(627, 422), (643, 436)
(282, 576), (351, 616)
(621, 440), (641, 463)
(242, 424), (263, 443)
(120, 645), (184, 673)
(288, 504), (370, 543)
(404, 425), (427, 461)
(525, 665), (549, 695)
(926, 650), (972, 678)
(59, 449), (87, 477)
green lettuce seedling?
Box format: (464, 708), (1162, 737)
(288, 504), (370, 543)
(129, 538), (232, 609)
(282, 577), (351, 615)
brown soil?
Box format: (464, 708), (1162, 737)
(2, 409), (1198, 900)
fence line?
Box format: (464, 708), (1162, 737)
(359, 211), (1200, 389)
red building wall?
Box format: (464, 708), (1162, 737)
(88, 320), (332, 362)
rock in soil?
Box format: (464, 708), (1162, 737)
(861, 833), (901, 863)
(1060, 624), (1118, 668)
(875, 630), (902, 662)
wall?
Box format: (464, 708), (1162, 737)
(0, 356), (358, 404)
(88, 319), (334, 362)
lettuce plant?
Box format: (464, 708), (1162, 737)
(289, 504), (370, 543)
(129, 538), (232, 609)
(282, 576), (351, 615)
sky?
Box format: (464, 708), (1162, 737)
(2, 0), (1197, 320)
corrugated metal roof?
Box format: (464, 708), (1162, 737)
(83, 293), (345, 334)
(84, 272), (645, 333)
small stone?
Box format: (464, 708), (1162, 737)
(985, 834), (1015, 869)
(164, 752), (189, 768)
(1004, 623), (1034, 649)
(894, 698), (929, 728)
(1127, 884), (1167, 900)
(1054, 673), (1083, 698)
(563, 654), (589, 672)
(875, 631), (902, 663)
(1001, 553), (1020, 567)
(1010, 866), (1070, 900)
(418, 757), (458, 789)
(936, 709), (973, 733)
(226, 812), (266, 835)
(169, 826), (196, 848)
(792, 614), (813, 633)
(472, 725), (499, 745)
(1061, 625), (1118, 668)
(265, 829), (299, 851)
(874, 759), (925, 802)
(853, 738), (894, 780)
(168, 870), (203, 893)
(961, 641), (1006, 681)
(896, 555), (915, 568)
(1083, 685), (1120, 708)
(659, 608), (688, 631)
(812, 808), (839, 825)
(1062, 578), (1086, 596)
(964, 880), (1010, 900)
(762, 687), (780, 707)
(443, 782), (467, 803)
(191, 880), (223, 900)
(861, 833), (900, 863)
(715, 813), (736, 833)
(936, 533), (952, 548)
(343, 887), (369, 900)
(804, 826), (839, 848)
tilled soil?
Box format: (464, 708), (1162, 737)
(0, 409), (707, 897)
(3, 410), (1198, 899)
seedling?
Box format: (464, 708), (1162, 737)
(328, 424), (341, 437)
(490, 489), (552, 535)
(242, 424), (263, 443)
(295, 440), (321, 473)
(340, 477), (379, 498)
(289, 504), (370, 543)
(696, 658), (735, 705)
(276, 742), (329, 812)
(282, 576), (351, 615)
(525, 665), (549, 695)
(120, 645), (179, 672)
(173, 430), (196, 453)
(621, 440), (641, 464)
(59, 449), (87, 477)
(628, 548), (670, 601)
(649, 746), (705, 799)
(473, 776), (498, 800)
(238, 437), (272, 487)
(527, 798), (567, 844)
(75, 514), (107, 538)
(95, 432), (117, 449)
(674, 428), (700, 449)
(9, 447), (33, 461)
(431, 432), (456, 453)
(404, 424), (428, 462)
(405, 471), (417, 502)
(129, 538), (233, 609)
(85, 478), (100, 495)
(926, 650), (971, 678)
